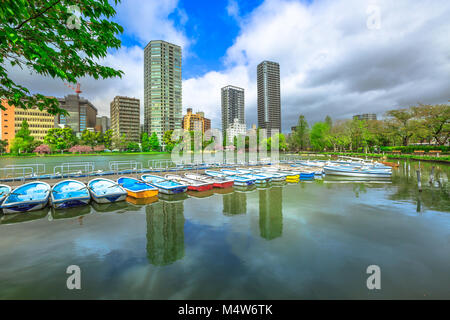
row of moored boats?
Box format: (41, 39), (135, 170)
(0, 160), (392, 214)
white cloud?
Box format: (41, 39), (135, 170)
(114, 0), (189, 50)
(183, 0), (450, 131)
(226, 0), (241, 22)
(4, 0), (450, 132)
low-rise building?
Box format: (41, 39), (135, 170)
(0, 100), (56, 151)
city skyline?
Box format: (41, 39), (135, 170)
(4, 0), (450, 133)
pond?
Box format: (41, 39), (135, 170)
(0, 160), (448, 299)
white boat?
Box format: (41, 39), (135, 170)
(185, 173), (234, 188)
(205, 170), (255, 186)
(2, 181), (50, 214)
(165, 174), (213, 192)
(323, 165), (392, 178)
(51, 180), (91, 209)
(88, 178), (127, 204)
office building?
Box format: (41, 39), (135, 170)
(110, 96), (140, 143)
(0, 99), (56, 151)
(353, 113), (377, 121)
(226, 118), (247, 142)
(56, 94), (97, 137)
(95, 116), (110, 133)
(257, 61), (281, 136)
(144, 40), (182, 141)
(221, 85), (245, 135)
(182, 108), (211, 133)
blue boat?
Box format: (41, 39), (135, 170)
(2, 181), (50, 214)
(88, 178), (127, 204)
(205, 170), (255, 186)
(141, 174), (188, 195)
(51, 180), (91, 209)
(299, 172), (315, 180)
(0, 184), (12, 205)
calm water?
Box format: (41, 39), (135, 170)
(0, 160), (449, 299)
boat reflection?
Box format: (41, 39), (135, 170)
(126, 195), (159, 205)
(223, 191), (247, 216)
(146, 200), (185, 266)
(91, 200), (130, 213)
(50, 205), (91, 220)
(187, 189), (214, 198)
(234, 184), (257, 193)
(259, 186), (283, 240)
(158, 192), (189, 202)
(212, 187), (234, 195)
(0, 207), (49, 225)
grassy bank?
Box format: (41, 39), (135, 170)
(316, 152), (450, 163)
(0, 151), (170, 158)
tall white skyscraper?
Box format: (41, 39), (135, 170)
(144, 40), (182, 141)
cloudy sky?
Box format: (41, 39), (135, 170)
(8, 0), (450, 132)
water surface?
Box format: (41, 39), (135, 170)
(0, 160), (448, 299)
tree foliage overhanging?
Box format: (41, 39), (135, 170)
(0, 0), (123, 115)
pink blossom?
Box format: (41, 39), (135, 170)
(34, 144), (51, 154)
(69, 145), (93, 154)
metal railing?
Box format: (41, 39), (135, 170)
(53, 162), (95, 178)
(109, 160), (142, 175)
(5, 163), (46, 175)
(0, 166), (34, 182)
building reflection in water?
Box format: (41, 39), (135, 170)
(259, 186), (283, 240)
(223, 191), (247, 216)
(146, 200), (185, 266)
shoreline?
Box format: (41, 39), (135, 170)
(297, 152), (450, 164)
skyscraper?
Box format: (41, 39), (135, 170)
(221, 85), (245, 135)
(110, 96), (140, 143)
(144, 40), (182, 141)
(257, 61), (281, 136)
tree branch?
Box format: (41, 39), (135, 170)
(15, 0), (62, 30)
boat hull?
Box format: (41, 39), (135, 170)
(52, 197), (90, 209)
(187, 184), (213, 192)
(126, 189), (159, 198)
(213, 181), (234, 188)
(2, 199), (48, 214)
(156, 186), (188, 195)
(91, 193), (127, 204)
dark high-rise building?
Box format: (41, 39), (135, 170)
(221, 85), (245, 133)
(144, 40), (182, 141)
(56, 94), (97, 137)
(257, 61), (281, 136)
